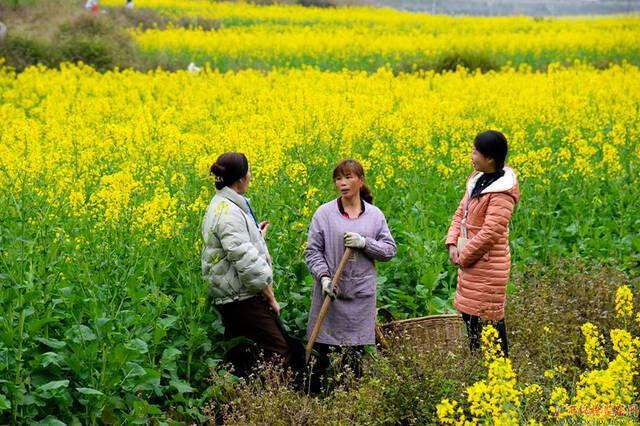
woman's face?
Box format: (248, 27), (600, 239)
(237, 167), (251, 194)
(334, 171), (363, 199)
(471, 146), (496, 173)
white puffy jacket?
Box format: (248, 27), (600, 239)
(201, 186), (272, 305)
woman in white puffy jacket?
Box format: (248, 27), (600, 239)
(202, 152), (292, 375)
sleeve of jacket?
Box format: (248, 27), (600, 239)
(218, 206), (272, 292)
(458, 193), (515, 268)
(446, 193), (468, 246)
(363, 214), (397, 261)
(305, 210), (331, 281)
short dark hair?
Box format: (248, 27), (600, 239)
(474, 130), (508, 171)
(210, 152), (249, 190)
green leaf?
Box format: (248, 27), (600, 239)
(136, 369), (162, 394)
(565, 222), (578, 236)
(17, 393), (37, 406)
(125, 338), (148, 354)
(40, 352), (65, 368)
(38, 380), (69, 392)
(125, 362), (146, 377)
(0, 394), (10, 411)
(432, 297), (447, 310)
(32, 416), (67, 426)
(419, 270), (438, 291)
(36, 337), (67, 349)
(76, 387), (104, 396)
(29, 318), (60, 334)
(66, 325), (97, 344)
(94, 317), (112, 332)
(170, 379), (194, 394)
(60, 287), (74, 297)
(160, 347), (181, 378)
(158, 315), (178, 330)
(160, 347), (181, 363)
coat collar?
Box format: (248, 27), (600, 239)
(467, 166), (517, 196)
(216, 186), (249, 214)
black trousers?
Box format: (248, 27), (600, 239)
(461, 313), (509, 358)
(216, 296), (295, 377)
(308, 342), (364, 394)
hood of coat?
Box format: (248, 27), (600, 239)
(466, 166), (520, 203)
(216, 186), (250, 214)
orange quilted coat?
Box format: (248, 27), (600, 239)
(446, 167), (520, 321)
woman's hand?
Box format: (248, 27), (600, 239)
(321, 276), (336, 300)
(259, 221), (270, 239)
(268, 298), (281, 316)
(448, 244), (459, 266)
(262, 285), (280, 316)
(344, 232), (366, 249)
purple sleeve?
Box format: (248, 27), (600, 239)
(363, 214), (397, 261)
(305, 210), (330, 280)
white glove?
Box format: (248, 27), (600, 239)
(344, 232), (366, 249)
(321, 276), (335, 300)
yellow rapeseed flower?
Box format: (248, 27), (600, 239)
(436, 399), (458, 425)
(614, 285), (634, 321)
(549, 386), (570, 421)
(481, 325), (504, 366)
(573, 328), (639, 411)
(581, 322), (608, 368)
(523, 384), (543, 398)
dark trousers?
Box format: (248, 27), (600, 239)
(216, 296), (294, 377)
(461, 313), (509, 358)
(308, 342), (364, 394)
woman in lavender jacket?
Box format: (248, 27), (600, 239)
(305, 159), (396, 391)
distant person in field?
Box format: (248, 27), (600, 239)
(0, 22), (7, 42)
(202, 152), (295, 377)
(84, 0), (99, 13)
(306, 159), (396, 392)
(446, 130), (520, 357)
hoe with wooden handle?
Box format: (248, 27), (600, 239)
(305, 247), (354, 362)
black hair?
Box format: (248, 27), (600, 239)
(210, 152), (249, 190)
(474, 130), (508, 171)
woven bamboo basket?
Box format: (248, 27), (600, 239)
(376, 312), (465, 352)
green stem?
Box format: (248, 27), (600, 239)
(12, 304), (25, 424)
(187, 350), (192, 383)
(12, 175), (26, 424)
(99, 344), (107, 387)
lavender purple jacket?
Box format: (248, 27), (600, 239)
(305, 199), (397, 346)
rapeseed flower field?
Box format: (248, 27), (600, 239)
(133, 20), (640, 72)
(101, 0), (640, 71)
(0, 1), (638, 423)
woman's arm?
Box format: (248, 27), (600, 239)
(363, 215), (397, 261)
(305, 210), (331, 280)
(445, 193), (468, 247)
(218, 205), (273, 292)
(458, 193), (515, 268)
(261, 284), (280, 316)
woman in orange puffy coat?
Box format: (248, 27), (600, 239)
(446, 130), (520, 356)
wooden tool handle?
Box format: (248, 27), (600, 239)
(305, 247), (354, 362)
